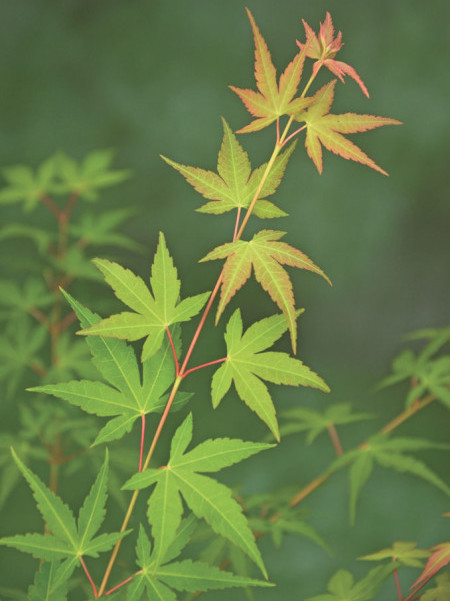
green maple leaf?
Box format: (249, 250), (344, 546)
(280, 403), (373, 443)
(123, 413), (274, 577)
(0, 317), (47, 399)
(329, 435), (450, 524)
(78, 232), (210, 361)
(378, 327), (450, 409)
(201, 229), (331, 353)
(421, 572), (450, 601)
(360, 541), (430, 568)
(230, 9), (313, 133)
(211, 310), (329, 441)
(162, 118), (294, 219)
(0, 449), (129, 563)
(69, 208), (143, 252)
(0, 154), (59, 211)
(124, 522), (273, 601)
(307, 565), (394, 601)
(296, 80), (401, 175)
(55, 149), (131, 201)
(27, 560), (75, 601)
(30, 291), (191, 447)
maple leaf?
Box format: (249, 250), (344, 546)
(410, 543), (450, 590)
(30, 291), (191, 447)
(420, 572), (450, 601)
(123, 413), (274, 577)
(78, 232), (210, 361)
(121, 520), (273, 601)
(162, 118), (295, 219)
(297, 12), (370, 98)
(200, 229), (331, 353)
(0, 450), (129, 563)
(360, 541), (431, 568)
(307, 565), (394, 601)
(230, 9), (313, 133)
(296, 80), (401, 175)
(211, 310), (330, 440)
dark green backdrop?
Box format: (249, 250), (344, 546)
(1, 1), (448, 599)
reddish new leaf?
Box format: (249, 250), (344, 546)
(296, 80), (401, 175)
(200, 230), (331, 353)
(297, 12), (370, 98)
(410, 543), (450, 590)
(230, 9), (312, 134)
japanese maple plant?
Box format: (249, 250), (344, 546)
(1, 9), (449, 601)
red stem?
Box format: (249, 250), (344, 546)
(166, 326), (180, 376)
(105, 572), (142, 595)
(178, 271), (224, 377)
(282, 124), (306, 147)
(232, 207), (241, 242)
(183, 357), (227, 379)
(139, 413), (146, 472)
(80, 556), (98, 598)
(393, 567), (403, 601)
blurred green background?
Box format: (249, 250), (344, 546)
(0, 0), (448, 599)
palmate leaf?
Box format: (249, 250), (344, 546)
(201, 229), (331, 353)
(297, 12), (370, 97)
(230, 9), (313, 133)
(295, 80), (401, 175)
(211, 310), (329, 440)
(123, 414), (274, 577)
(342, 436), (450, 523)
(421, 572), (450, 601)
(69, 208), (143, 252)
(55, 149), (131, 201)
(27, 559), (76, 601)
(30, 291), (190, 446)
(0, 154), (60, 211)
(0, 449), (128, 562)
(360, 541), (430, 568)
(279, 403), (373, 443)
(307, 565), (394, 601)
(0, 316), (47, 399)
(78, 232), (210, 361)
(126, 525), (273, 601)
(410, 543), (450, 590)
(162, 118), (295, 218)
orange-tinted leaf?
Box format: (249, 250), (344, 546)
(297, 80), (401, 175)
(231, 10), (308, 133)
(200, 230), (330, 353)
(411, 543), (450, 589)
(297, 12), (369, 97)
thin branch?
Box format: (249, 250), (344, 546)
(80, 556), (98, 598)
(282, 124), (306, 147)
(232, 206), (241, 242)
(30, 362), (47, 377)
(183, 357), (227, 379)
(56, 310), (77, 334)
(29, 307), (48, 326)
(105, 572), (142, 595)
(393, 566), (403, 601)
(39, 193), (62, 220)
(289, 394), (436, 507)
(327, 423), (343, 456)
(166, 326), (180, 376)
